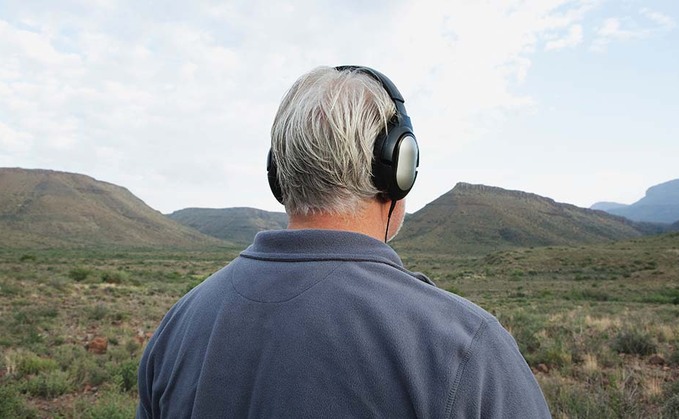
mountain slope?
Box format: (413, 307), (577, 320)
(0, 168), (227, 249)
(393, 183), (652, 256)
(603, 179), (679, 224)
(168, 207), (288, 244)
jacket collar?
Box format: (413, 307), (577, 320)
(241, 229), (403, 267)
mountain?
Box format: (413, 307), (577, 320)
(167, 207), (288, 244)
(0, 168), (227, 249)
(5, 167), (670, 254)
(671, 220), (679, 232)
(392, 182), (655, 256)
(595, 179), (679, 224)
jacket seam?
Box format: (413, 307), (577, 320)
(444, 319), (490, 418)
(229, 260), (344, 304)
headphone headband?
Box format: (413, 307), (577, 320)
(334, 66), (405, 103)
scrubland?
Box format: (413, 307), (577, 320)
(1, 234), (678, 417)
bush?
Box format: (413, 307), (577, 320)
(4, 350), (58, 378)
(72, 392), (137, 419)
(54, 345), (108, 388)
(53, 344), (86, 369)
(538, 376), (616, 418)
(641, 288), (679, 305)
(498, 311), (545, 358)
(19, 355), (59, 377)
(101, 270), (130, 284)
(566, 289), (613, 302)
(67, 355), (108, 388)
(611, 330), (657, 356)
(0, 384), (36, 418)
(530, 342), (572, 369)
(0, 279), (22, 296)
(22, 370), (73, 398)
(112, 359), (139, 393)
(68, 267), (91, 282)
(662, 395), (679, 418)
(670, 347), (679, 366)
(88, 303), (109, 321)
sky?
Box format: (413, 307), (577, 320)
(1, 0), (678, 214)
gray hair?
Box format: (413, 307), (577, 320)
(270, 66), (396, 215)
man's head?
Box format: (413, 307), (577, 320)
(268, 66), (418, 218)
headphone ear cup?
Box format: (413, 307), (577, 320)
(267, 150), (284, 204)
(373, 126), (419, 201)
(393, 135), (419, 195)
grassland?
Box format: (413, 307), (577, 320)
(1, 234), (678, 418)
(404, 232), (679, 418)
(0, 247), (239, 418)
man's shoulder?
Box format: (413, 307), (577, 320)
(328, 258), (501, 342)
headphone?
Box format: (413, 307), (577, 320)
(267, 65), (419, 204)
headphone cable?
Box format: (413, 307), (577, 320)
(384, 200), (397, 243)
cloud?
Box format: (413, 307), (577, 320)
(545, 24), (584, 50)
(591, 7), (676, 52)
(640, 8), (676, 30)
(0, 0), (644, 212)
(0, 122), (33, 155)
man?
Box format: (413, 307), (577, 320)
(137, 66), (551, 418)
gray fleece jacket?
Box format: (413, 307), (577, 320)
(137, 229), (551, 418)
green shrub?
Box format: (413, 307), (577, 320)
(538, 376), (616, 418)
(662, 395), (679, 418)
(22, 370), (73, 398)
(68, 267), (91, 282)
(55, 345), (110, 388)
(112, 359), (139, 392)
(65, 353), (108, 388)
(19, 356), (58, 377)
(101, 270), (130, 284)
(566, 289), (613, 302)
(88, 303), (109, 321)
(9, 351), (59, 378)
(0, 279), (22, 296)
(641, 288), (679, 305)
(0, 384), (36, 418)
(498, 311), (544, 357)
(53, 344), (86, 369)
(669, 347), (679, 366)
(611, 330), (657, 356)
(72, 392), (137, 419)
(530, 342), (572, 369)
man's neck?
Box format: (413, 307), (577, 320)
(287, 202), (388, 242)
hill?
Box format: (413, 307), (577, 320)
(598, 178), (679, 224)
(0, 168), (228, 249)
(168, 207), (288, 244)
(393, 182), (656, 256)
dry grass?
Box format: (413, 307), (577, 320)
(413, 233), (679, 417)
(1, 232), (678, 417)
(0, 247), (235, 417)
